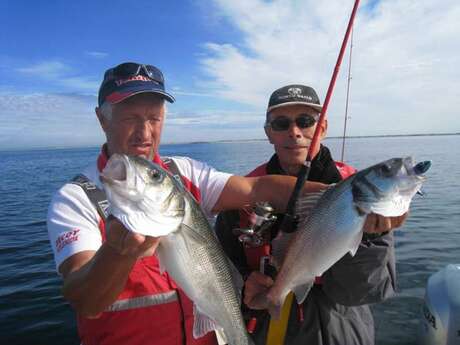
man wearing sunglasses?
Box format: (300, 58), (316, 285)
(47, 64), (336, 345)
(215, 84), (401, 345)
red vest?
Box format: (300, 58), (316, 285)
(77, 150), (217, 345)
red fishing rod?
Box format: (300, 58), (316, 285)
(282, 0), (361, 233)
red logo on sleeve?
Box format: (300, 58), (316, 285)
(56, 229), (80, 253)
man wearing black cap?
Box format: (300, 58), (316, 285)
(215, 84), (402, 345)
(47, 64), (336, 345)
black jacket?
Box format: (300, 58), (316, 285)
(215, 146), (396, 345)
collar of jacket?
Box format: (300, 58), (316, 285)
(266, 144), (343, 184)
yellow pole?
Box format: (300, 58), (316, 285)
(265, 292), (294, 345)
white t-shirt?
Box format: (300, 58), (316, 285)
(47, 156), (232, 272)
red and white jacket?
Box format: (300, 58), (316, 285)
(47, 147), (231, 345)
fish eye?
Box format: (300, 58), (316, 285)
(380, 163), (392, 175)
(150, 169), (163, 180)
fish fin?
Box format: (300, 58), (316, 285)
(214, 328), (228, 345)
(348, 230), (364, 257)
(193, 304), (220, 339)
(294, 187), (332, 220)
(292, 280), (314, 304)
(271, 231), (295, 269)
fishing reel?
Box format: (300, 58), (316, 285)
(232, 202), (277, 247)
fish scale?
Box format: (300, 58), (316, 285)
(265, 157), (430, 320)
(101, 154), (254, 345)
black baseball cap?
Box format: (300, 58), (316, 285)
(267, 84), (322, 113)
(98, 62), (175, 107)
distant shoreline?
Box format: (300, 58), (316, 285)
(196, 132), (460, 145)
(327, 132), (460, 139)
(1, 132), (459, 153)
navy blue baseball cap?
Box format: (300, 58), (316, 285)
(267, 84), (322, 113)
(98, 62), (175, 106)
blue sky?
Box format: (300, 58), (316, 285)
(1, 0), (459, 149)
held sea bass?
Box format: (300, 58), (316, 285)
(100, 154), (254, 345)
(259, 157), (431, 319)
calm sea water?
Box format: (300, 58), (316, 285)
(0, 135), (459, 345)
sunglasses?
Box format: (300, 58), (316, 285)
(266, 114), (319, 131)
(105, 62), (165, 85)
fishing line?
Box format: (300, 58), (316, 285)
(281, 0), (361, 233)
(341, 27), (354, 162)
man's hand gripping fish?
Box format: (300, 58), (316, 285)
(100, 154), (254, 345)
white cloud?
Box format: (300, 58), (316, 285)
(199, 0), (460, 136)
(171, 89), (216, 98)
(85, 51), (108, 58)
(17, 61), (70, 79)
(16, 60), (99, 92)
(0, 92), (103, 149)
(60, 77), (99, 92)
(162, 108), (267, 143)
(167, 109), (260, 126)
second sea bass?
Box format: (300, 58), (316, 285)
(100, 154), (253, 345)
(264, 157), (431, 319)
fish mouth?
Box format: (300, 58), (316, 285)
(413, 160), (431, 175)
(100, 154), (145, 200)
(401, 157), (431, 184)
(397, 157), (431, 194)
(100, 154), (130, 184)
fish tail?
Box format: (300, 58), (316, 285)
(266, 289), (290, 321)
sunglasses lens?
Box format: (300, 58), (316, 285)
(271, 117), (290, 131)
(144, 65), (163, 84)
(269, 114), (318, 131)
(107, 63), (164, 86)
(113, 63), (141, 77)
(296, 114), (317, 128)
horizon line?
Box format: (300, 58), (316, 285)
(0, 132), (459, 153)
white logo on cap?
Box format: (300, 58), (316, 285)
(115, 75), (152, 86)
(288, 87), (302, 97)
